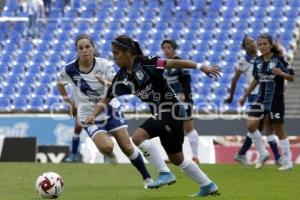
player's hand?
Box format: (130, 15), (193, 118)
(272, 68), (283, 76)
(95, 75), (111, 86)
(224, 96), (233, 104)
(239, 96), (247, 107)
(85, 115), (95, 125)
(201, 65), (222, 78)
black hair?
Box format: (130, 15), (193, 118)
(258, 33), (284, 57)
(161, 39), (178, 50)
(75, 34), (100, 57)
(241, 35), (253, 49)
(111, 35), (143, 56)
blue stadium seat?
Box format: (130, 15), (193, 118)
(111, 9), (125, 19)
(34, 86), (48, 96)
(187, 21), (201, 30)
(193, 0), (206, 9)
(23, 75), (36, 85)
(49, 9), (62, 19)
(29, 97), (44, 110)
(159, 10), (173, 19)
(0, 98), (10, 111)
(240, 0), (254, 8)
(64, 9), (77, 18)
(11, 65), (25, 74)
(174, 10), (189, 20)
(289, 0), (300, 7)
(238, 9), (250, 19)
(18, 86), (31, 96)
(80, 9), (94, 18)
(156, 21), (168, 30)
(39, 75), (52, 85)
(224, 0), (238, 8)
(167, 31), (181, 40)
(162, 0), (176, 9)
(2, 85), (15, 96)
(256, 1), (269, 7)
(115, 0), (129, 8)
(13, 97), (27, 111)
(0, 66), (9, 74)
(132, 0), (144, 8)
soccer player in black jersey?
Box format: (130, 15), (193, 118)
(161, 39), (200, 164)
(85, 35), (221, 196)
(240, 34), (294, 170)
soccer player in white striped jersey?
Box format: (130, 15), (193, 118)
(57, 34), (153, 188)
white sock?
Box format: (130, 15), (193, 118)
(267, 134), (277, 142)
(128, 147), (139, 160)
(186, 129), (199, 157)
(280, 138), (292, 165)
(180, 158), (211, 186)
(250, 130), (268, 155)
(138, 139), (170, 173)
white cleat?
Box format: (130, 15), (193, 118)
(255, 153), (269, 169)
(143, 178), (154, 189)
(278, 163), (293, 171)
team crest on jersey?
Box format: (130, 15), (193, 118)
(269, 61), (276, 69)
(136, 70), (145, 80)
(257, 63), (262, 70)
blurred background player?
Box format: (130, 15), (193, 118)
(57, 34), (153, 187)
(240, 34), (294, 170)
(86, 35), (221, 196)
(161, 39), (200, 164)
(225, 35), (282, 166)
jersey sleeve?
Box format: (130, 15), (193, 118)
(236, 57), (247, 72)
(106, 71), (132, 98)
(103, 60), (116, 81)
(278, 57), (293, 75)
(58, 68), (72, 85)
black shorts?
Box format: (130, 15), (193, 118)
(140, 112), (184, 154)
(248, 104), (284, 124)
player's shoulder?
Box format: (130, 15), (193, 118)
(64, 59), (77, 72)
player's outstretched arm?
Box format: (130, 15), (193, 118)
(225, 70), (242, 104)
(164, 59), (221, 78)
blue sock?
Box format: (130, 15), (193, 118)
(238, 136), (252, 155)
(268, 141), (281, 160)
(71, 136), (80, 155)
(130, 153), (151, 180)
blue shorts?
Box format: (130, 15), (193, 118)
(83, 105), (128, 139)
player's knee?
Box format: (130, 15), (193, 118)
(99, 144), (114, 155)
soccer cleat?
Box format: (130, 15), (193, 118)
(234, 154), (249, 165)
(147, 172), (176, 189)
(190, 182), (220, 197)
(192, 156), (200, 164)
(143, 178), (154, 189)
(255, 153), (269, 169)
(65, 153), (77, 162)
(278, 162), (293, 171)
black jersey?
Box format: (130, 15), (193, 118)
(163, 56), (193, 103)
(253, 54), (294, 110)
(106, 56), (183, 115)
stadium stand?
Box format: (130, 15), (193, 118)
(0, 0), (299, 113)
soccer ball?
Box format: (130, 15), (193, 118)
(35, 172), (64, 199)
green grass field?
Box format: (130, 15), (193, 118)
(0, 163), (299, 200)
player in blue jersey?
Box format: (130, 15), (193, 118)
(161, 39), (200, 164)
(57, 34), (153, 188)
(240, 34), (294, 170)
(86, 35), (221, 197)
(225, 35), (282, 167)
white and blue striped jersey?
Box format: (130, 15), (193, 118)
(236, 54), (259, 95)
(58, 57), (120, 122)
